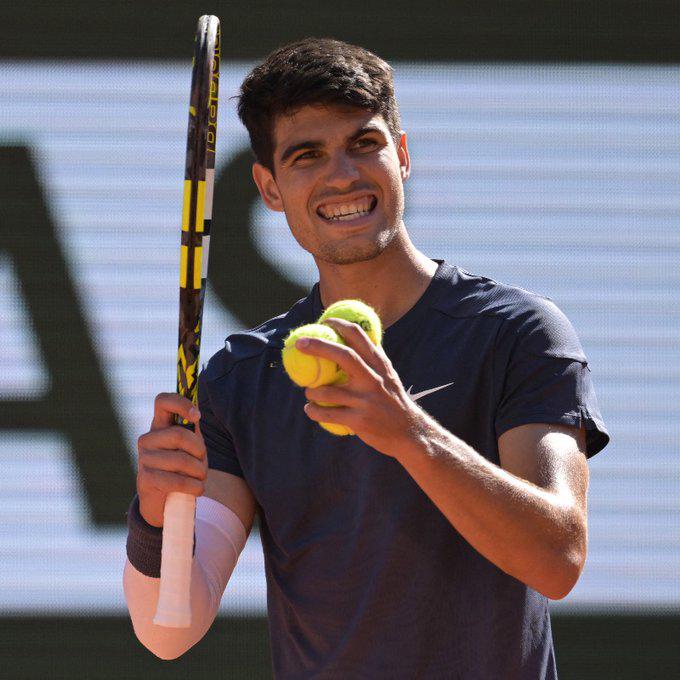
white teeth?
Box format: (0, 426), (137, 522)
(336, 212), (364, 222)
(319, 197), (374, 220)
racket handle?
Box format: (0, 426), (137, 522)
(153, 492), (196, 628)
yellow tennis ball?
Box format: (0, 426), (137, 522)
(282, 323), (344, 388)
(315, 301), (382, 436)
(319, 299), (382, 345)
(319, 413), (354, 437)
(317, 373), (354, 436)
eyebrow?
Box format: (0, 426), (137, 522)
(278, 124), (386, 165)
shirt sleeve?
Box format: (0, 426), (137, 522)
(493, 295), (610, 458)
(198, 365), (245, 479)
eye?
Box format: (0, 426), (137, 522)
(293, 150), (319, 163)
(353, 138), (379, 152)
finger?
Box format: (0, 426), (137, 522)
(303, 401), (354, 428)
(295, 336), (380, 385)
(151, 393), (200, 431)
(140, 449), (207, 480)
(138, 425), (206, 461)
(143, 468), (205, 497)
(304, 384), (362, 407)
(322, 317), (386, 375)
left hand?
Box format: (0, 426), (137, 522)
(297, 317), (425, 456)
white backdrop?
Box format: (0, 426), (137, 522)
(0, 62), (678, 614)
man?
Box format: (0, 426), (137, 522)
(124, 38), (609, 678)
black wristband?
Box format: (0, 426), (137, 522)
(125, 495), (197, 578)
(125, 495), (164, 578)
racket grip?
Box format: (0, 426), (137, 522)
(153, 492), (196, 628)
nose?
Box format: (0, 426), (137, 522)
(324, 150), (361, 190)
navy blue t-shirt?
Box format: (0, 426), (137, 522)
(199, 260), (609, 679)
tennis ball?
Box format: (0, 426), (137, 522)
(282, 324), (352, 435)
(319, 299), (382, 346)
(282, 323), (345, 388)
(315, 300), (382, 437)
(318, 373), (354, 436)
(319, 413), (354, 437)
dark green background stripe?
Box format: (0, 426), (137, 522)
(2, 0), (679, 61)
(1, 615), (679, 679)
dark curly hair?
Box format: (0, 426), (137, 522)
(237, 38), (402, 172)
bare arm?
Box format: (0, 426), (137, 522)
(300, 317), (589, 600)
(394, 421), (588, 599)
(204, 468), (256, 533)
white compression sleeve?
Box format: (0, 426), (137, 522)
(123, 495), (247, 660)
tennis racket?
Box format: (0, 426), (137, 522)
(153, 14), (221, 628)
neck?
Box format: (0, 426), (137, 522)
(315, 227), (438, 329)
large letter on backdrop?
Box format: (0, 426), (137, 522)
(0, 146), (135, 525)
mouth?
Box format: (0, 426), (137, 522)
(316, 195), (378, 223)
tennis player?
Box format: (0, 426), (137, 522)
(124, 38), (610, 678)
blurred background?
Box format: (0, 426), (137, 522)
(1, 1), (679, 677)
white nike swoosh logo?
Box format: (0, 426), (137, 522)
(406, 382), (454, 402)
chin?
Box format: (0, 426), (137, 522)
(315, 229), (396, 265)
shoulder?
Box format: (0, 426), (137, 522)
(202, 293), (313, 384)
(433, 265), (586, 361)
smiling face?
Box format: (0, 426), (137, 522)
(252, 104), (410, 266)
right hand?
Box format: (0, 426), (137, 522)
(136, 393), (208, 527)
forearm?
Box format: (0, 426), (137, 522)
(123, 496), (246, 659)
(394, 414), (585, 599)
(124, 553), (220, 660)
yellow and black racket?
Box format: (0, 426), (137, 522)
(154, 14), (220, 628)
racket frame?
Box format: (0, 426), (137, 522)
(153, 14), (220, 629)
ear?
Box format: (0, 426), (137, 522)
(252, 163), (284, 212)
(397, 132), (411, 182)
